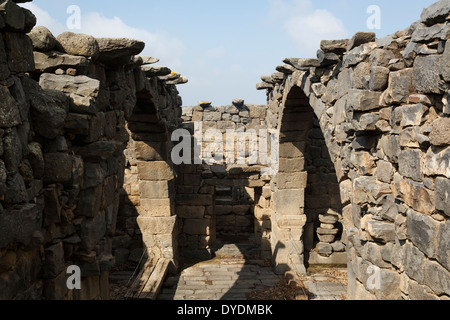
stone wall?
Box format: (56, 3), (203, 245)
(258, 0), (450, 299)
(177, 101), (272, 260)
(0, 0), (183, 299)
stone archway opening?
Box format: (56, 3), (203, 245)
(271, 85), (345, 275)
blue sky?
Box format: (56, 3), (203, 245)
(22, 0), (437, 106)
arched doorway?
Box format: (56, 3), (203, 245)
(271, 85), (345, 275)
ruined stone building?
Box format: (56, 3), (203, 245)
(0, 0), (449, 300)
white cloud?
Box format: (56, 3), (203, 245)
(21, 4), (186, 70)
(268, 0), (350, 57)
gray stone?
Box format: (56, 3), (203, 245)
(399, 103), (427, 127)
(276, 64), (296, 74)
(399, 149), (422, 182)
(407, 209), (441, 259)
(374, 160), (394, 183)
(23, 78), (69, 139)
(43, 153), (73, 184)
(3, 32), (35, 73)
(420, 0), (450, 26)
(0, 202), (43, 248)
(96, 38), (145, 65)
(283, 57), (320, 69)
(317, 242), (333, 257)
(369, 49), (396, 68)
(404, 242), (426, 283)
(3, 127), (22, 173)
(423, 259), (450, 296)
(442, 40), (450, 82)
(27, 26), (56, 52)
(380, 135), (399, 162)
(4, 172), (27, 204)
(347, 32), (376, 51)
(382, 68), (413, 105)
(143, 66), (172, 77)
(411, 22), (450, 43)
(0, 85), (21, 129)
(33, 51), (90, 74)
(366, 220), (396, 243)
(317, 50), (340, 66)
(38, 73), (100, 115)
(413, 55), (442, 94)
(348, 89), (382, 111)
(423, 146), (450, 178)
(0, 0), (27, 32)
(435, 177), (450, 217)
(320, 39), (349, 54)
(436, 221), (450, 270)
(369, 66), (389, 91)
(56, 32), (100, 58)
(429, 117), (450, 146)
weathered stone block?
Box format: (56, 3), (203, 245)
(429, 117), (450, 147)
(369, 66), (389, 91)
(137, 161), (174, 181)
(435, 177), (450, 217)
(348, 89), (382, 111)
(80, 211), (106, 252)
(395, 178), (435, 215)
(277, 172), (307, 189)
(382, 69), (414, 105)
(3, 32), (35, 73)
(436, 221), (450, 271)
(274, 189), (305, 215)
(137, 216), (177, 235)
(423, 146), (450, 179)
(43, 153), (73, 184)
(407, 209), (441, 259)
(366, 220), (395, 243)
(140, 180), (171, 199)
(414, 55), (442, 94)
(423, 259), (450, 296)
(399, 149), (422, 182)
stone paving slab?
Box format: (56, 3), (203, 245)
(159, 256), (282, 300)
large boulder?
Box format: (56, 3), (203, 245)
(27, 26), (57, 52)
(56, 32), (100, 58)
(96, 38), (145, 65)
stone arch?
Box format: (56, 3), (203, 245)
(271, 84), (345, 275)
(120, 83), (180, 272)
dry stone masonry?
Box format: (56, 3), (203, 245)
(256, 0), (450, 300)
(0, 0), (449, 301)
(0, 0), (184, 299)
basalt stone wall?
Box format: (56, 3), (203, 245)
(258, 0), (450, 299)
(0, 0), (184, 299)
(177, 102), (273, 260)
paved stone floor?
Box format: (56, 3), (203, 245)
(158, 243), (283, 300)
(303, 269), (347, 300)
(110, 242), (348, 300)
